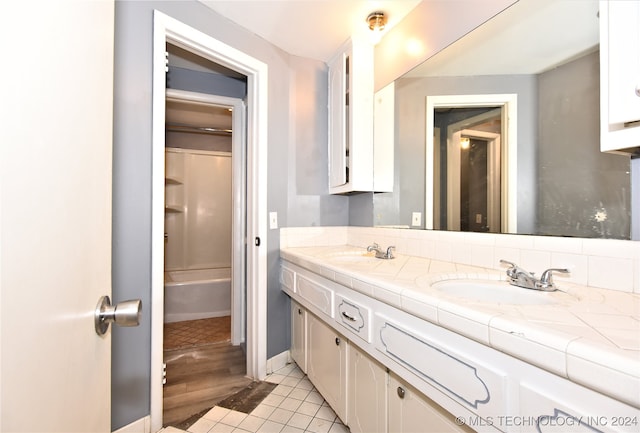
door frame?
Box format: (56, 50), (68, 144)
(151, 11), (268, 432)
(426, 94), (517, 233)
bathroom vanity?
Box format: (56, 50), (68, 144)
(280, 233), (639, 433)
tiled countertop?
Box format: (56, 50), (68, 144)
(280, 245), (640, 409)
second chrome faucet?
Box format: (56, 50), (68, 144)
(367, 243), (395, 260)
(500, 259), (569, 291)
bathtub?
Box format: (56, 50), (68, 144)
(164, 267), (231, 323)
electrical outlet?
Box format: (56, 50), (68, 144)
(411, 212), (422, 226)
(476, 213), (483, 224)
(269, 211), (278, 229)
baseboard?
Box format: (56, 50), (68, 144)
(112, 415), (150, 433)
(266, 350), (291, 374)
(164, 311), (231, 323)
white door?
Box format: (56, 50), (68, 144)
(0, 1), (114, 431)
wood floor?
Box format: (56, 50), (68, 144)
(163, 318), (253, 427)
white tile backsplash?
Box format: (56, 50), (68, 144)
(588, 256), (634, 292)
(281, 226), (640, 294)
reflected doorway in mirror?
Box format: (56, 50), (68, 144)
(426, 94), (517, 233)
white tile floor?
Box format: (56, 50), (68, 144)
(161, 363), (350, 433)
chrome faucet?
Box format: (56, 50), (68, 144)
(367, 243), (396, 259)
(500, 259), (569, 291)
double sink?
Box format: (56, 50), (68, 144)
(321, 248), (577, 306)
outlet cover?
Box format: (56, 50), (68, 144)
(411, 212), (421, 226)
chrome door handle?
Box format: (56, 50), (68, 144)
(95, 295), (142, 336)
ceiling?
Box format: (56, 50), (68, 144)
(199, 0), (423, 62)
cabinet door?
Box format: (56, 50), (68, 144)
(348, 345), (387, 433)
(307, 313), (347, 422)
(600, 0), (640, 152)
(328, 50), (348, 189)
(388, 373), (472, 433)
(328, 37), (384, 194)
(291, 300), (307, 373)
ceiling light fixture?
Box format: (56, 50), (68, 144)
(367, 11), (387, 32)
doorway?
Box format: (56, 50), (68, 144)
(162, 91), (250, 425)
(444, 109), (502, 233)
(151, 11), (268, 432)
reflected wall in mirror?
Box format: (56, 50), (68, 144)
(373, 0), (631, 239)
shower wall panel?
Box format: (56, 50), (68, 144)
(165, 148), (232, 271)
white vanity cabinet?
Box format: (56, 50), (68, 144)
(347, 344), (388, 433)
(328, 37), (393, 194)
(306, 312), (348, 423)
(282, 256), (640, 433)
(599, 0), (640, 153)
(389, 372), (473, 433)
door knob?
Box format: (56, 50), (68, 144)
(95, 295), (142, 336)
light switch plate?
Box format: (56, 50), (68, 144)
(269, 211), (278, 229)
(412, 212), (421, 226)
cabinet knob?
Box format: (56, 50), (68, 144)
(636, 83), (640, 97)
(397, 386), (406, 399)
(298, 308), (303, 315)
(335, 337), (341, 346)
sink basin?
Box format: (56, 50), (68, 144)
(433, 279), (574, 305)
(321, 250), (377, 263)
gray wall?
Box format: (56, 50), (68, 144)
(167, 66), (247, 98)
(286, 56), (349, 227)
(537, 51), (630, 238)
(112, 1), (345, 429)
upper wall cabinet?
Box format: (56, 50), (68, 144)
(600, 0), (640, 154)
(328, 37), (393, 194)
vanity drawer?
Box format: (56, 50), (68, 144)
(296, 274), (334, 318)
(374, 314), (507, 423)
(280, 266), (295, 293)
(519, 381), (640, 433)
(335, 294), (371, 343)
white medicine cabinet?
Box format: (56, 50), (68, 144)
(328, 36), (394, 194)
(600, 0), (640, 153)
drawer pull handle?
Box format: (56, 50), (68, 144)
(397, 386), (405, 399)
(341, 311), (357, 322)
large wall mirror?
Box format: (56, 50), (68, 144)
(373, 0), (631, 239)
